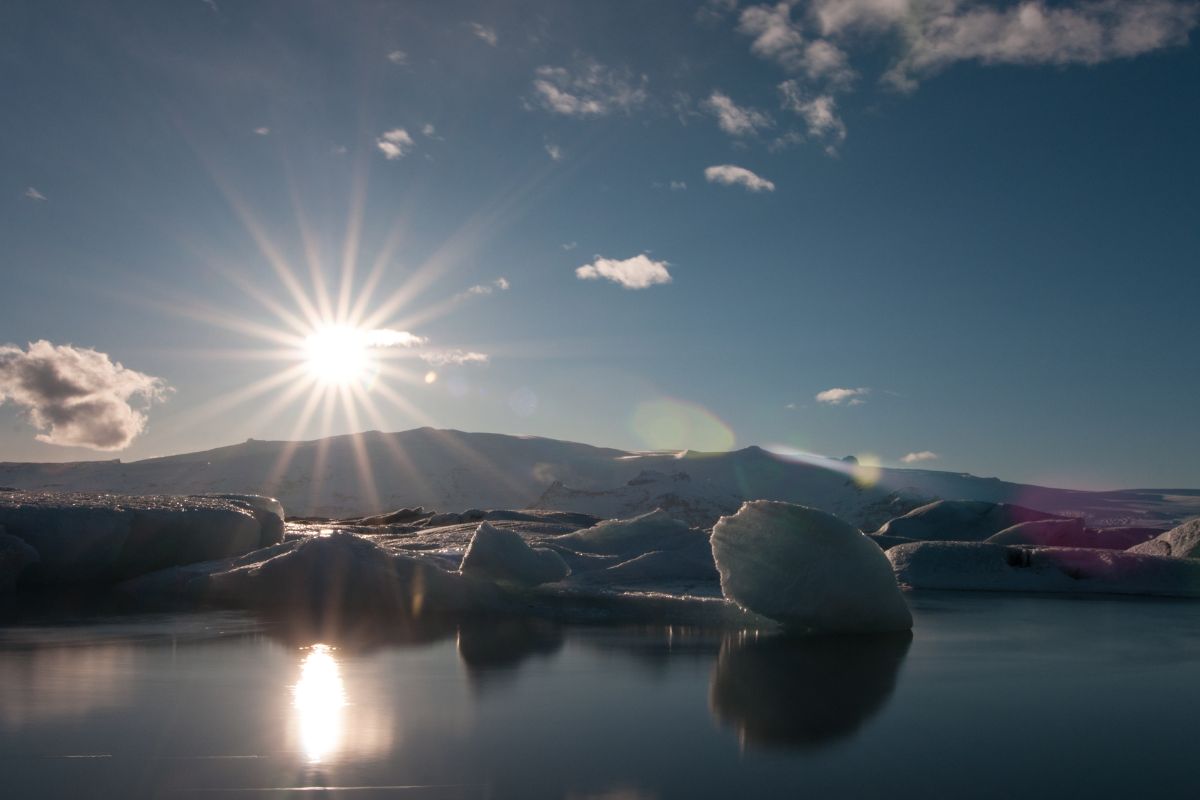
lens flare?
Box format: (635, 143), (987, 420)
(631, 398), (735, 452)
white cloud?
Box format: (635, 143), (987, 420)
(576, 254), (672, 289)
(420, 349), (489, 366)
(901, 450), (939, 464)
(779, 82), (846, 150)
(253, 126), (270, 136)
(738, 2), (806, 70)
(464, 277), (511, 296)
(469, 22), (498, 46)
(704, 164), (776, 192)
(703, 91), (774, 136)
(815, 387), (870, 405)
(670, 180), (687, 191)
(24, 187), (46, 201)
(364, 329), (427, 348)
(545, 142), (564, 161)
(0, 340), (169, 450)
(530, 60), (648, 117)
(375, 128), (415, 160)
(884, 0), (1200, 90)
(386, 49), (408, 65)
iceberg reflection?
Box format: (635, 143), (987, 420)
(710, 631), (911, 750)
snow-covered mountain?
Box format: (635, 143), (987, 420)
(1, 427), (1197, 526)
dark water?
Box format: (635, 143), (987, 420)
(2, 593), (1199, 799)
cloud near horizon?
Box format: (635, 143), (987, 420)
(0, 340), (169, 450)
(576, 254), (672, 289)
(704, 164), (776, 192)
(815, 386), (870, 406)
(901, 450), (939, 464)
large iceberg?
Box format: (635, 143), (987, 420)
(711, 501), (912, 633)
(888, 541), (1200, 597)
(0, 490), (284, 585)
(1126, 518), (1200, 559)
(873, 499), (1067, 542)
(554, 509), (706, 555)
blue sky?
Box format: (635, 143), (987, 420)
(1, 0), (1198, 489)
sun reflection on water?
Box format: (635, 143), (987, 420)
(292, 644), (346, 764)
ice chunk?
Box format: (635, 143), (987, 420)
(711, 501), (912, 633)
(208, 532), (500, 621)
(987, 519), (1159, 550)
(554, 509), (704, 556)
(0, 531), (39, 592)
(888, 541), (1200, 597)
(459, 522), (569, 587)
(874, 499), (1066, 542)
(197, 494), (286, 545)
(0, 490), (275, 585)
(1126, 518), (1200, 559)
(565, 539), (719, 588)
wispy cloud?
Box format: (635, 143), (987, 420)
(704, 164), (776, 192)
(24, 187), (46, 202)
(253, 126), (270, 136)
(779, 82), (846, 152)
(544, 142), (564, 161)
(815, 386), (870, 406)
(468, 22), (498, 46)
(386, 49), (408, 65)
(420, 349), (489, 366)
(529, 60), (648, 117)
(730, 1), (1198, 149)
(462, 277), (511, 297)
(576, 254), (672, 289)
(421, 123), (438, 138)
(562, 241), (578, 251)
(703, 90), (774, 136)
(364, 329), (427, 348)
(0, 340), (169, 450)
(901, 450), (939, 464)
(375, 128), (415, 160)
(670, 180), (687, 191)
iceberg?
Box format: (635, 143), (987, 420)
(888, 541), (1200, 597)
(1127, 518), (1200, 559)
(554, 509), (705, 556)
(0, 490), (283, 585)
(710, 501), (913, 633)
(986, 519), (1158, 550)
(459, 522), (570, 587)
(874, 499), (1067, 542)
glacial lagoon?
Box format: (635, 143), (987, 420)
(3, 592), (1199, 800)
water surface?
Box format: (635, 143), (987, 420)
(2, 593), (1199, 799)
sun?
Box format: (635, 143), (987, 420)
(303, 325), (374, 386)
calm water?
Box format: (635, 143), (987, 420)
(2, 593), (1199, 799)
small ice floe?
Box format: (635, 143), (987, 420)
(873, 499), (1068, 542)
(888, 541), (1200, 597)
(1126, 518), (1200, 559)
(711, 501), (913, 633)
